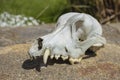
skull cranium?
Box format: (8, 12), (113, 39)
(28, 12), (106, 64)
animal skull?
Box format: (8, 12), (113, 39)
(28, 12), (106, 64)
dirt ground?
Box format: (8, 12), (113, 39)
(0, 23), (120, 80)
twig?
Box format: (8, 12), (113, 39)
(100, 12), (120, 24)
(36, 5), (49, 19)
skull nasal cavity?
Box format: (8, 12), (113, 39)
(37, 38), (43, 50)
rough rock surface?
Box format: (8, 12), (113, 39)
(0, 23), (120, 80)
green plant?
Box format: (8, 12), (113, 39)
(0, 0), (68, 23)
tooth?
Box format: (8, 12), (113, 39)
(61, 56), (68, 60)
(43, 48), (50, 64)
(33, 56), (37, 59)
(78, 57), (83, 62)
(30, 56), (34, 60)
(93, 43), (103, 47)
(69, 57), (83, 65)
(28, 52), (34, 60)
(50, 55), (54, 59)
(69, 58), (75, 64)
(55, 55), (60, 60)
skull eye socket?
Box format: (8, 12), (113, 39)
(37, 38), (43, 50)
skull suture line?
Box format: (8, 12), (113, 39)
(28, 12), (106, 64)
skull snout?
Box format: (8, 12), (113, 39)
(28, 38), (43, 57)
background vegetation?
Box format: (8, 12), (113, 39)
(0, 0), (68, 23)
(0, 0), (119, 23)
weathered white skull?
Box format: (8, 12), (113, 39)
(28, 12), (106, 64)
